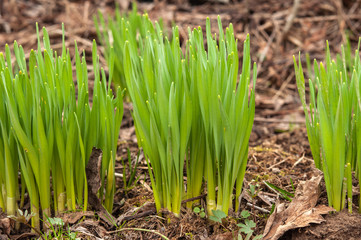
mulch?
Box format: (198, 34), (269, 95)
(1, 0), (361, 239)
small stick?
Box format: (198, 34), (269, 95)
(122, 210), (157, 221)
(292, 153), (305, 168)
(280, 0), (301, 42)
(114, 172), (124, 178)
(181, 194), (207, 204)
(257, 30), (276, 74)
(246, 203), (270, 214)
(269, 157), (291, 169)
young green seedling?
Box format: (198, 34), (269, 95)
(294, 41), (356, 212)
(94, 2), (163, 100)
(0, 24), (123, 229)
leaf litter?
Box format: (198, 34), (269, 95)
(2, 0), (361, 239)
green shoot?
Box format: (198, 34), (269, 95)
(263, 181), (294, 202)
(294, 40), (356, 212)
(94, 2), (163, 100)
(0, 24), (123, 229)
(121, 149), (141, 194)
(121, 14), (255, 217)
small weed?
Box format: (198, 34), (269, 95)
(8, 209), (42, 237)
(208, 209), (232, 233)
(240, 210), (251, 219)
(43, 216), (80, 240)
(209, 209), (227, 223)
(9, 210), (79, 240)
(247, 182), (261, 224)
(121, 148), (141, 194)
(248, 183), (261, 199)
(193, 207), (206, 218)
(236, 210), (263, 240)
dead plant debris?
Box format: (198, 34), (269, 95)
(2, 0), (361, 239)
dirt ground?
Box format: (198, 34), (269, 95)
(1, 0), (361, 239)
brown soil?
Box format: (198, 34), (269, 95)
(2, 0), (361, 239)
(289, 210), (361, 240)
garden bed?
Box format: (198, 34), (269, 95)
(1, 0), (361, 239)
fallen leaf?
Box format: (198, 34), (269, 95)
(263, 175), (334, 240)
(0, 218), (11, 235)
(86, 149), (116, 227)
(70, 226), (103, 240)
(86, 148), (103, 211)
(71, 219), (107, 239)
(116, 202), (156, 225)
(61, 211), (95, 225)
(13, 232), (37, 240)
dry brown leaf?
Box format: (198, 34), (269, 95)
(263, 175), (334, 240)
(86, 148), (103, 211)
(0, 218), (11, 236)
(61, 211), (95, 225)
(85, 149), (116, 227)
(116, 202), (156, 225)
(13, 232), (37, 240)
(71, 219), (107, 239)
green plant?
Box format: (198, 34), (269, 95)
(193, 206), (206, 218)
(43, 216), (80, 240)
(122, 15), (255, 218)
(246, 182), (261, 224)
(209, 209), (227, 223)
(10, 211), (80, 240)
(121, 148), (141, 194)
(294, 41), (355, 212)
(8, 209), (41, 236)
(264, 181), (294, 202)
(247, 183), (260, 200)
(122, 14), (255, 217)
(240, 209), (251, 219)
(124, 16), (192, 216)
(352, 40), (361, 212)
(237, 210), (262, 240)
(188, 19), (256, 216)
(94, 2), (163, 99)
(0, 24), (123, 229)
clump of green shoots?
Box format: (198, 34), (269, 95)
(124, 16), (192, 216)
(187, 18), (256, 216)
(352, 39), (361, 212)
(294, 41), (357, 212)
(0, 24), (123, 230)
(94, 2), (163, 99)
(122, 14), (256, 217)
